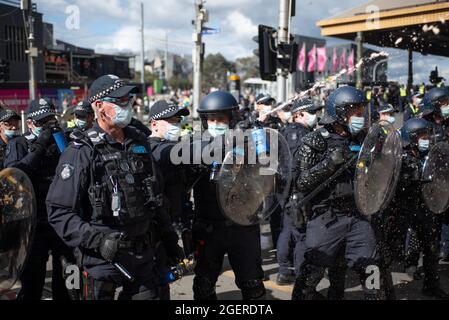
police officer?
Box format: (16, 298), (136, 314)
(4, 99), (73, 300)
(403, 94), (422, 123)
(255, 93), (284, 130)
(277, 99), (321, 285)
(0, 109), (20, 170)
(46, 75), (181, 300)
(72, 101), (95, 131)
(378, 103), (397, 126)
(396, 118), (448, 299)
(291, 86), (382, 300)
(191, 91), (266, 300)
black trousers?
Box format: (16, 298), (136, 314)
(18, 222), (73, 300)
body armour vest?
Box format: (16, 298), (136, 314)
(79, 130), (163, 227)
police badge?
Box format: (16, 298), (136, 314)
(60, 164), (74, 180)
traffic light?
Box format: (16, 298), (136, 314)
(257, 25), (277, 81)
(278, 42), (298, 73)
(0, 59), (10, 82)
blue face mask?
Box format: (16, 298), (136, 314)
(208, 123), (229, 137)
(348, 116), (365, 135)
(32, 126), (43, 137)
(110, 105), (133, 128)
(386, 116), (396, 125)
(418, 139), (430, 152)
(75, 118), (88, 130)
(3, 129), (18, 139)
(441, 106), (449, 118)
(164, 123), (181, 141)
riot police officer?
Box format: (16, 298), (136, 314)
(396, 118), (448, 299)
(46, 75), (181, 300)
(277, 99), (321, 285)
(192, 91), (266, 300)
(4, 99), (73, 300)
(72, 101), (95, 131)
(0, 109), (20, 170)
(291, 86), (382, 300)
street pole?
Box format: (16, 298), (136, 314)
(277, 0), (290, 102)
(356, 31), (363, 89)
(164, 31), (169, 84)
(193, 0), (206, 118)
(23, 0), (36, 100)
(140, 1), (146, 97)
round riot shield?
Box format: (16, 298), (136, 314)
(354, 121), (403, 216)
(0, 168), (36, 292)
(217, 127), (292, 226)
(422, 142), (449, 214)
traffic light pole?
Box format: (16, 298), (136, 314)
(140, 0), (146, 98)
(277, 0), (290, 103)
(193, 0), (206, 118)
(24, 0), (36, 100)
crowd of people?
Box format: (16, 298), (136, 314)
(1, 73), (449, 300)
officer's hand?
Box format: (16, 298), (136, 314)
(328, 147), (347, 166)
(99, 232), (126, 262)
(164, 242), (185, 266)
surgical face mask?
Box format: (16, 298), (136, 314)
(108, 104), (133, 128)
(74, 118), (87, 130)
(440, 105), (449, 118)
(283, 112), (292, 122)
(164, 123), (181, 141)
(418, 139), (430, 152)
(305, 113), (318, 128)
(348, 116), (365, 135)
(32, 126), (43, 137)
(208, 123), (229, 137)
(385, 116), (396, 125)
(260, 105), (271, 115)
(3, 129), (18, 139)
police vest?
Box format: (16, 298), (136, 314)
(400, 87), (407, 97)
(78, 130), (163, 227)
(366, 91), (372, 101)
(419, 85), (425, 95)
(409, 103), (419, 116)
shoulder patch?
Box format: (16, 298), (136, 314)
(60, 164), (75, 180)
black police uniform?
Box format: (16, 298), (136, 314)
(0, 138), (6, 170)
(5, 114), (72, 300)
(291, 87), (381, 300)
(46, 124), (178, 300)
(395, 119), (448, 298)
(192, 91), (265, 300)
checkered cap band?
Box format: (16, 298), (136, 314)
(0, 110), (18, 122)
(150, 105), (178, 121)
(89, 80), (126, 103)
(28, 107), (55, 119)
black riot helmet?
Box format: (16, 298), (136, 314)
(422, 87), (449, 118)
(320, 86), (366, 126)
(198, 91), (239, 129)
(400, 118), (431, 147)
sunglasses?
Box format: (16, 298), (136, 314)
(101, 95), (136, 108)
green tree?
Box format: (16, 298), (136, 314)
(202, 53), (235, 91)
(235, 55), (259, 81)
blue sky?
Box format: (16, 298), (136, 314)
(36, 0), (449, 84)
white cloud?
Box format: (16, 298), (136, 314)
(225, 11), (257, 40)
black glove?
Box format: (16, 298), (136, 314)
(328, 146), (348, 166)
(31, 128), (53, 152)
(99, 232), (127, 262)
(164, 241), (185, 266)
